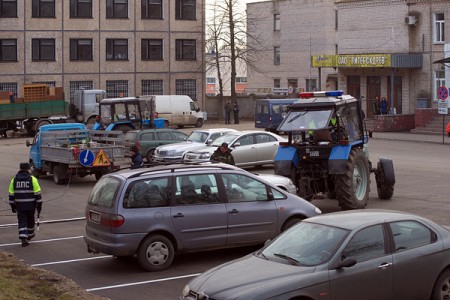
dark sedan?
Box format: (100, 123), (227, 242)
(181, 210), (450, 300)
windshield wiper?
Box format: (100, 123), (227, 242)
(274, 253), (300, 265)
(287, 111), (307, 124)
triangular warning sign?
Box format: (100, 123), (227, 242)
(93, 149), (110, 167)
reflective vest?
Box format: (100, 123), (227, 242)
(9, 172), (42, 211)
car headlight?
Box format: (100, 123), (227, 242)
(181, 284), (190, 297)
(315, 207), (322, 214)
(199, 152), (211, 159)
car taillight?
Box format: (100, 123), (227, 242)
(100, 213), (125, 228)
(339, 140), (349, 145)
(72, 147), (79, 159)
(279, 142), (289, 147)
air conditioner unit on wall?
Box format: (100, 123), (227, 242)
(405, 16), (417, 25)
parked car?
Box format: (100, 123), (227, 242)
(255, 173), (297, 194)
(254, 98), (299, 133)
(124, 129), (188, 162)
(183, 131), (287, 167)
(181, 209), (450, 300)
(84, 163), (321, 271)
(153, 128), (237, 163)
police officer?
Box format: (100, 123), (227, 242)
(9, 163), (42, 247)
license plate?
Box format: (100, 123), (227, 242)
(90, 211), (101, 223)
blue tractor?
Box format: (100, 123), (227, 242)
(92, 97), (165, 131)
(274, 90), (395, 210)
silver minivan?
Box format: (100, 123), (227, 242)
(84, 163), (321, 271)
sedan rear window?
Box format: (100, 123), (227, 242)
(88, 177), (120, 208)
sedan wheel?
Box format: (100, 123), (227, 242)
(137, 235), (174, 272)
(432, 269), (450, 300)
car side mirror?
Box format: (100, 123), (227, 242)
(206, 139), (213, 145)
(26, 140), (31, 147)
(233, 142), (240, 147)
(335, 257), (357, 269)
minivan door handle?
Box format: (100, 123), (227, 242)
(228, 209), (239, 214)
(173, 213), (184, 218)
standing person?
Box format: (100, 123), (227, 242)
(9, 162), (42, 247)
(129, 146), (144, 169)
(9, 92), (14, 103)
(380, 97), (388, 115)
(374, 96), (380, 115)
(233, 101), (240, 124)
(210, 142), (235, 165)
(224, 100), (232, 124)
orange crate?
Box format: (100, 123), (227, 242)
(23, 84), (48, 102)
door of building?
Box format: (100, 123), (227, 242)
(387, 76), (402, 114)
(366, 76), (381, 118)
(347, 75), (361, 99)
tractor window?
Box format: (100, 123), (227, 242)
(101, 105), (112, 124)
(278, 109), (332, 132)
(114, 103), (127, 121)
(337, 103), (361, 141)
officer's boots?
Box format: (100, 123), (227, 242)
(21, 238), (29, 247)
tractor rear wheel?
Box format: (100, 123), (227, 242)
(335, 148), (370, 210)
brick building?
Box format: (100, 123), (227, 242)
(246, 0), (449, 117)
(0, 0), (205, 107)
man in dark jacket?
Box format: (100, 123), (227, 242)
(129, 145), (144, 169)
(210, 142), (235, 165)
(9, 162), (42, 247)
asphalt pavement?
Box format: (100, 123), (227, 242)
(203, 119), (450, 145)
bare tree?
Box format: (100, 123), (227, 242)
(206, 0), (267, 100)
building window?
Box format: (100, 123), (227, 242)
(106, 39), (128, 60)
(175, 0), (195, 20)
(141, 39), (163, 60)
(236, 77), (247, 83)
(305, 78), (317, 92)
(0, 39), (17, 61)
(434, 70), (445, 101)
(141, 0), (162, 19)
(206, 77), (215, 84)
(274, 14), (280, 31)
(274, 46), (280, 65)
(0, 0), (17, 17)
(274, 78), (280, 88)
(106, 0), (128, 18)
(0, 82), (18, 96)
(70, 0), (92, 18)
(434, 13), (445, 43)
(70, 39), (93, 61)
(106, 80), (128, 98)
(176, 79), (196, 100)
(32, 0), (55, 18)
(288, 79), (298, 94)
(142, 80), (164, 95)
(176, 39), (196, 60)
(70, 81), (93, 102)
(32, 39), (55, 61)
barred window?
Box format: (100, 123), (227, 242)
(175, 0), (195, 20)
(70, 0), (92, 18)
(141, 39), (163, 60)
(0, 0), (17, 17)
(142, 80), (163, 95)
(0, 39), (17, 61)
(32, 0), (55, 18)
(176, 79), (196, 100)
(0, 82), (18, 96)
(70, 39), (93, 61)
(175, 39), (196, 60)
(32, 39), (55, 61)
(106, 39), (128, 60)
(69, 81), (93, 102)
(106, 80), (128, 98)
(106, 0), (128, 18)
(141, 0), (162, 19)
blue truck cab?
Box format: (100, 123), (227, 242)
(255, 99), (299, 132)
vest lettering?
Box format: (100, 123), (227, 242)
(16, 181), (30, 188)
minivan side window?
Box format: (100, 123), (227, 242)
(221, 173), (269, 202)
(88, 177), (120, 208)
(175, 174), (221, 205)
(124, 177), (169, 208)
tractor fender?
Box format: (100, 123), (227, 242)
(274, 146), (299, 176)
(377, 158), (395, 185)
(328, 145), (352, 174)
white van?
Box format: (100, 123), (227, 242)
(141, 95), (204, 128)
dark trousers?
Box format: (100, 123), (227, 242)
(225, 112), (231, 124)
(17, 210), (36, 240)
(233, 112), (239, 124)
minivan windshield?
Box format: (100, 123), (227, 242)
(88, 177), (120, 208)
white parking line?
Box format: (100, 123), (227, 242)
(0, 235), (84, 247)
(0, 217), (86, 229)
(85, 273), (201, 292)
(32, 255), (111, 266)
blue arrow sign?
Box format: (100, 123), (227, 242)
(79, 149), (95, 167)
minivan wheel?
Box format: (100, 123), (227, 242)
(137, 235), (174, 272)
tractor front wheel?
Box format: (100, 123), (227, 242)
(335, 148), (370, 210)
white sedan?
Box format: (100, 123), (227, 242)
(183, 130), (287, 168)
